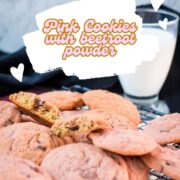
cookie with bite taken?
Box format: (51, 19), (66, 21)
(9, 92), (62, 126)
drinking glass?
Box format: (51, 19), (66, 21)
(118, 8), (179, 114)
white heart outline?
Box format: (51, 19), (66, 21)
(10, 63), (24, 82)
(159, 18), (168, 31)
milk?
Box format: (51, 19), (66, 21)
(119, 28), (176, 97)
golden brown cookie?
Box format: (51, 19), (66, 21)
(51, 110), (108, 138)
(0, 122), (62, 165)
(41, 143), (129, 180)
(52, 108), (137, 141)
(141, 146), (180, 180)
(82, 90), (141, 125)
(52, 109), (137, 139)
(0, 154), (52, 180)
(143, 113), (180, 145)
(9, 92), (62, 126)
(0, 101), (22, 127)
(40, 91), (84, 110)
(89, 129), (157, 156)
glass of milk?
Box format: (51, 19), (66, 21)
(118, 9), (179, 113)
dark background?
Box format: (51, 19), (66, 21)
(0, 5), (179, 112)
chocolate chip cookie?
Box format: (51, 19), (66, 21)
(52, 109), (137, 140)
(0, 154), (52, 180)
(143, 113), (180, 145)
(51, 110), (108, 138)
(41, 143), (129, 180)
(0, 101), (22, 127)
(40, 91), (84, 110)
(9, 92), (62, 126)
(141, 146), (180, 180)
(88, 109), (137, 130)
(0, 122), (62, 164)
(89, 129), (157, 156)
(82, 90), (141, 125)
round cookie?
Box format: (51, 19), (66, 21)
(57, 109), (136, 135)
(88, 109), (137, 130)
(40, 91), (84, 110)
(141, 146), (180, 180)
(52, 109), (136, 143)
(0, 154), (52, 180)
(0, 122), (62, 164)
(60, 109), (137, 143)
(124, 157), (149, 180)
(143, 113), (180, 145)
(0, 101), (22, 127)
(41, 143), (129, 180)
(82, 90), (141, 125)
(89, 129), (157, 156)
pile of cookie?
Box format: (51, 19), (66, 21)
(0, 90), (179, 180)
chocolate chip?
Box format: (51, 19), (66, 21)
(36, 146), (47, 151)
(4, 118), (14, 126)
(69, 125), (79, 131)
(27, 164), (40, 173)
(165, 160), (173, 166)
(34, 99), (45, 109)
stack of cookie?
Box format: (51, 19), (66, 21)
(0, 90), (179, 180)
